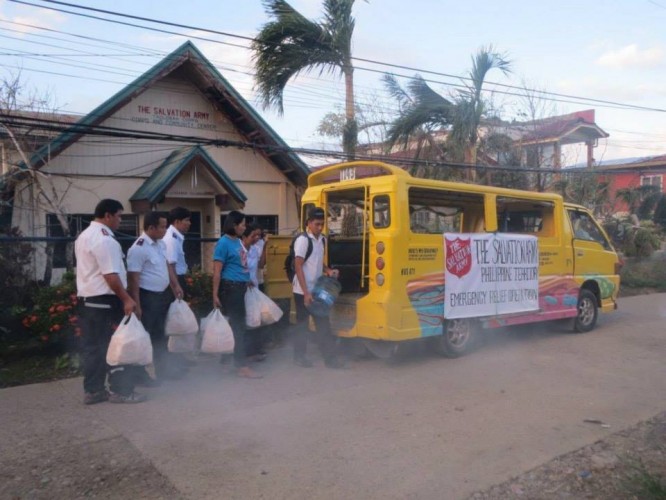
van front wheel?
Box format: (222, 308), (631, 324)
(574, 289), (598, 333)
(436, 319), (475, 358)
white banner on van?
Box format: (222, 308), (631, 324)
(444, 233), (539, 319)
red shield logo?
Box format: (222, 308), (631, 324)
(445, 237), (472, 278)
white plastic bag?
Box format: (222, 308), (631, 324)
(200, 309), (235, 354)
(245, 288), (262, 329)
(168, 333), (197, 353)
(245, 287), (283, 327)
(106, 313), (153, 366)
(165, 299), (199, 336)
(258, 290), (283, 326)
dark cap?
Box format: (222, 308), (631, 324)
(307, 207), (325, 221)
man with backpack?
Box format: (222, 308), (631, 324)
(290, 207), (344, 369)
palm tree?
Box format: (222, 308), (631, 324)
(449, 46), (511, 181)
(383, 46), (511, 181)
(252, 0), (362, 156)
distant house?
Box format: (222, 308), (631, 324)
(1, 41), (310, 281)
(598, 155), (666, 212)
(356, 109), (608, 175)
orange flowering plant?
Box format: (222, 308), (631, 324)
(184, 267), (213, 317)
(22, 272), (80, 346)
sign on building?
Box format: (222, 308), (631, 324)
(444, 233), (539, 319)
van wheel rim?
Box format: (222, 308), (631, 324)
(578, 297), (595, 325)
(447, 320), (470, 347)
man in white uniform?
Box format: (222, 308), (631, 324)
(75, 199), (144, 404)
(127, 212), (184, 384)
(164, 207), (191, 298)
(292, 207), (343, 369)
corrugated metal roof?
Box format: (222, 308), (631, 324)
(130, 145), (246, 205)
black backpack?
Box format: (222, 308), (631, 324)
(284, 232), (325, 283)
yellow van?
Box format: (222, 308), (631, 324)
(267, 161), (621, 358)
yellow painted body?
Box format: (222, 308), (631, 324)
(266, 161), (620, 340)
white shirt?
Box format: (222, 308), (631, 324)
(75, 220), (127, 297)
(164, 225), (187, 275)
(292, 231), (325, 295)
(247, 239), (265, 287)
(126, 232), (170, 292)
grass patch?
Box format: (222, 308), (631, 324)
(623, 459), (666, 500)
(0, 342), (80, 388)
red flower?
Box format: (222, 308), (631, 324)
(52, 324), (61, 332)
(48, 306), (56, 313)
(40, 335), (49, 342)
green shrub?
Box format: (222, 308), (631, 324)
(21, 272), (80, 348)
(621, 254), (666, 289)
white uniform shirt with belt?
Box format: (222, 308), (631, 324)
(126, 233), (170, 292)
(292, 231), (325, 295)
(75, 220), (127, 297)
(164, 225), (187, 275)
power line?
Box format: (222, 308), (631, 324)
(16, 0), (666, 114)
(1, 112), (656, 176)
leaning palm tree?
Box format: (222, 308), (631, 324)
(449, 46), (511, 181)
(252, 0), (362, 156)
(383, 46), (511, 182)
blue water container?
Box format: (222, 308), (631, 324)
(307, 275), (342, 317)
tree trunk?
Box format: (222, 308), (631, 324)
(342, 67), (357, 159)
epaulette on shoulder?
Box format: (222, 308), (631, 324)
(172, 232), (178, 239)
(136, 238), (144, 246)
(101, 228), (109, 236)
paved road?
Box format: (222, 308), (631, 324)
(1, 294), (665, 499)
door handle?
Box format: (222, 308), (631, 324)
(576, 251), (584, 257)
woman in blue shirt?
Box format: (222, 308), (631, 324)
(213, 211), (262, 379)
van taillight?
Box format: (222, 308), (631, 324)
(615, 259), (624, 275)
(376, 257), (385, 270)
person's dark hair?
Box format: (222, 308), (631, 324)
(222, 211), (246, 236)
(242, 223), (261, 238)
(307, 206), (325, 222)
(94, 199), (123, 218)
(168, 207), (191, 225)
(144, 211), (167, 230)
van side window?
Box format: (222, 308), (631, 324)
(408, 187), (484, 234)
(496, 197), (554, 236)
(373, 195), (391, 228)
(567, 210), (611, 249)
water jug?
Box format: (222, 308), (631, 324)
(307, 275), (342, 317)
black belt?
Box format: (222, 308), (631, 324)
(139, 287), (170, 294)
(79, 294), (120, 309)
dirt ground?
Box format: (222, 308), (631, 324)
(469, 411), (666, 500)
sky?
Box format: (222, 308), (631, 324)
(1, 0), (665, 165)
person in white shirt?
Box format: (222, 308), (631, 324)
(292, 207), (343, 369)
(164, 207), (191, 298)
(127, 212), (184, 384)
(75, 199), (144, 405)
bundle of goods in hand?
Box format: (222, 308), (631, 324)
(245, 287), (283, 328)
(200, 309), (235, 354)
(107, 313), (153, 366)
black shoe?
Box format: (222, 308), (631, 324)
(294, 356), (314, 368)
(84, 390), (109, 405)
(108, 391), (147, 404)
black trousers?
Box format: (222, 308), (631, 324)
(219, 280), (248, 368)
(79, 295), (135, 396)
(292, 293), (337, 362)
(139, 288), (173, 377)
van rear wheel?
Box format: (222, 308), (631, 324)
(435, 319), (475, 358)
(574, 289), (598, 333)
